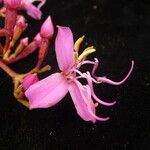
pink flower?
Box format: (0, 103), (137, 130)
(21, 0), (46, 20)
(25, 26), (134, 123)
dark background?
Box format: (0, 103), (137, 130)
(0, 0), (150, 149)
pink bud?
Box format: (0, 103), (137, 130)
(34, 33), (42, 46)
(22, 74), (39, 91)
(21, 37), (28, 46)
(40, 16), (54, 39)
(16, 16), (27, 31)
(16, 16), (26, 25)
(4, 0), (21, 9)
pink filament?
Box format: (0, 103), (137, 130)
(92, 60), (134, 85)
(85, 72), (116, 106)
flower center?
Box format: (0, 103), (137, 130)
(61, 70), (76, 82)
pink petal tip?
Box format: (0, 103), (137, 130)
(40, 16), (54, 39)
(21, 37), (28, 46)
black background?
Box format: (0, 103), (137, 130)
(0, 0), (150, 149)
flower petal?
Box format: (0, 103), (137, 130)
(21, 0), (45, 19)
(25, 73), (68, 109)
(22, 0), (46, 8)
(55, 26), (75, 72)
(69, 80), (109, 123)
(24, 4), (42, 20)
(68, 81), (95, 122)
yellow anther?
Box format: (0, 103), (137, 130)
(84, 46), (95, 51)
(74, 35), (85, 52)
(78, 46), (96, 62)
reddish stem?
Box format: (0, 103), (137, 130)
(4, 8), (17, 52)
(7, 41), (38, 64)
(0, 59), (18, 77)
(5, 8), (17, 34)
(0, 28), (10, 37)
(36, 38), (49, 68)
(0, 43), (3, 55)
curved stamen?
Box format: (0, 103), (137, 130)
(73, 69), (85, 78)
(73, 69), (99, 83)
(85, 72), (116, 106)
(87, 106), (110, 121)
(94, 61), (134, 85)
(75, 80), (109, 122)
(77, 60), (95, 69)
(92, 58), (99, 76)
(92, 92), (116, 106)
(37, 0), (46, 8)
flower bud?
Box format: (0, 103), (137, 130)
(22, 74), (39, 91)
(20, 37), (28, 46)
(40, 16), (54, 39)
(16, 16), (27, 30)
(34, 33), (42, 46)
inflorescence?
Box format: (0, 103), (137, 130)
(0, 0), (134, 123)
